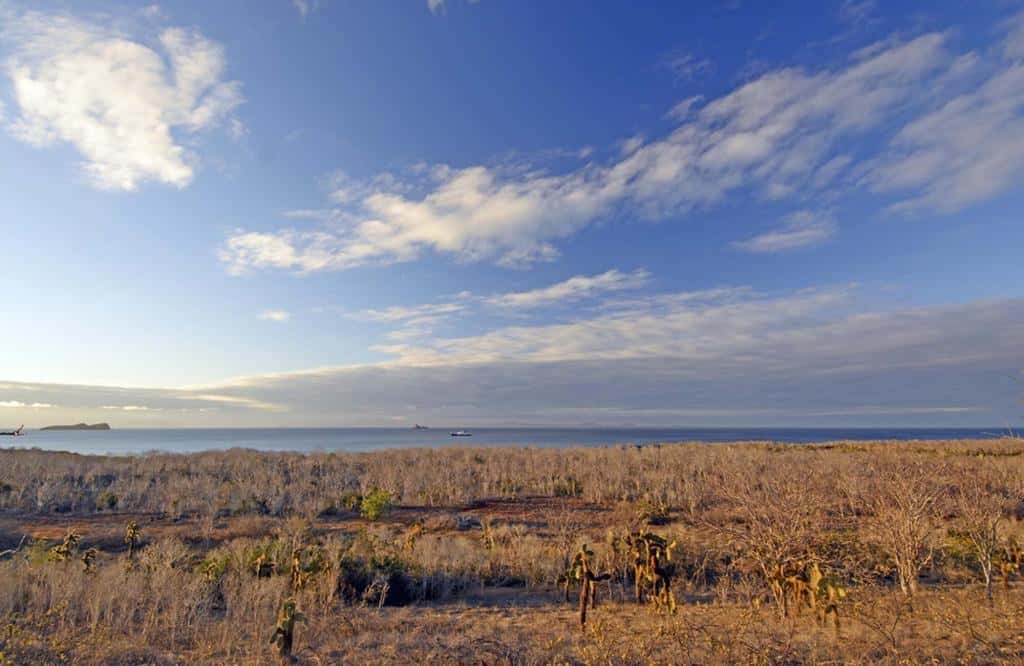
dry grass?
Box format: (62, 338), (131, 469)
(0, 437), (1023, 664)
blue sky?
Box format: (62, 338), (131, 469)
(1, 0), (1022, 427)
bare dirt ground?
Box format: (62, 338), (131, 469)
(0, 495), (614, 553)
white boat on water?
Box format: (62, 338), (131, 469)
(450, 430), (472, 437)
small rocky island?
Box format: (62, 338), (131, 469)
(40, 423), (111, 431)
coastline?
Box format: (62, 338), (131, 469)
(3, 426), (1017, 456)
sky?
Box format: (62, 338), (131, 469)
(1, 0), (1023, 428)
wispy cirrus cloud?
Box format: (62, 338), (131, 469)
(427, 0), (480, 15)
(259, 310), (291, 322)
(868, 41), (1024, 213)
(340, 269), (649, 340)
(348, 302), (466, 323)
(220, 22), (1024, 274)
(0, 8), (243, 190)
(838, 0), (877, 26)
(1002, 10), (1024, 60)
(331, 270), (651, 342)
(344, 300), (469, 341)
(292, 0), (322, 20)
(733, 210), (838, 253)
(485, 269), (650, 309)
(373, 286), (851, 366)
(661, 52), (713, 83)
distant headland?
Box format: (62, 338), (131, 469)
(40, 423), (111, 431)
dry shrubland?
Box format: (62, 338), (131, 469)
(1, 438), (1023, 664)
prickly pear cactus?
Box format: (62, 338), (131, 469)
(269, 597), (305, 660)
(125, 521), (141, 563)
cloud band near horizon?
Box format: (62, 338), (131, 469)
(2, 292), (1021, 428)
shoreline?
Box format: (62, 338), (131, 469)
(3, 427), (1019, 457)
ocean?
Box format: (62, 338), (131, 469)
(2, 427), (1018, 456)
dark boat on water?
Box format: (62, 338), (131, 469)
(1, 425), (24, 437)
(450, 430), (472, 437)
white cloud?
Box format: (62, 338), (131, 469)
(330, 270), (651, 344)
(1003, 10), (1024, 60)
(373, 286), (851, 366)
(1, 10), (243, 190)
(663, 53), (712, 83)
(101, 404), (157, 411)
(733, 210), (838, 253)
(428, 0), (480, 15)
(219, 230), (323, 275)
(220, 28), (1024, 274)
(259, 310), (291, 322)
(292, 0), (320, 20)
(140, 5), (165, 21)
(486, 269), (650, 309)
(869, 42), (1024, 212)
(0, 400), (52, 408)
(838, 0), (876, 25)
(2, 292), (1022, 426)
(228, 118), (248, 140)
(343, 269), (648, 339)
(348, 301), (466, 341)
(618, 135), (645, 156)
(349, 302), (465, 323)
(665, 95), (703, 121)
(221, 162), (610, 271)
(0, 286), (1019, 422)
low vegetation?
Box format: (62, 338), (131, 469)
(0, 438), (1022, 664)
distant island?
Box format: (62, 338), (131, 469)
(40, 423), (111, 431)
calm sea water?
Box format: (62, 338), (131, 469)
(1, 427), (1017, 456)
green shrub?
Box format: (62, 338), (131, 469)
(360, 488), (392, 521)
(196, 551), (232, 582)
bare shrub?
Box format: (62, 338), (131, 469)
(0, 439), (1022, 662)
(864, 461), (944, 596)
(952, 469), (1014, 601)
